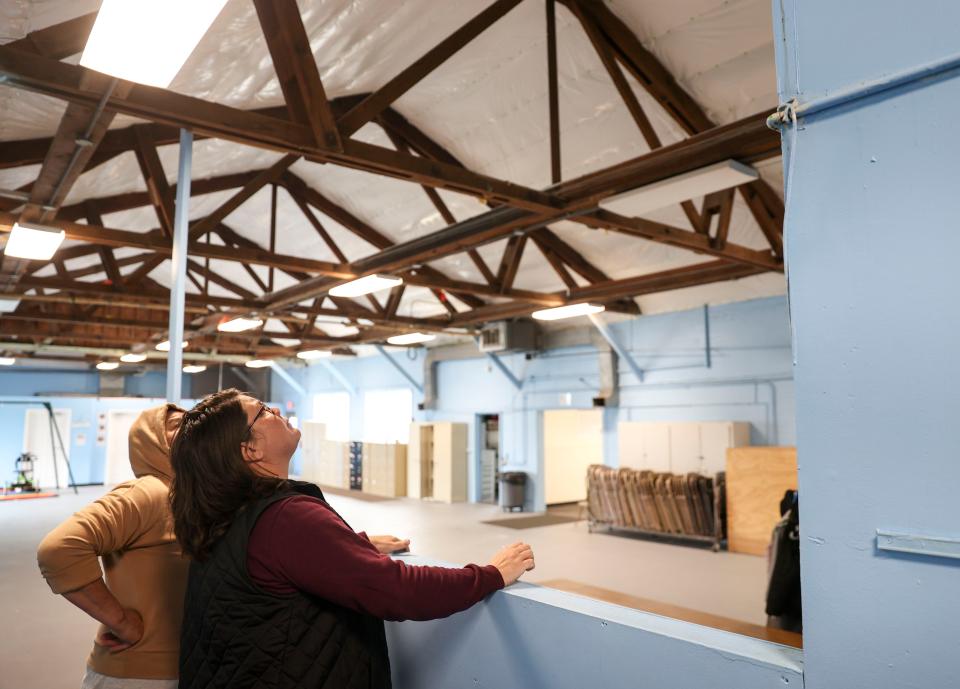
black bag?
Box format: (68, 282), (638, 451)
(765, 491), (801, 624)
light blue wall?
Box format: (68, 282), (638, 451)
(775, 3), (960, 687)
(0, 368), (194, 485)
(273, 296), (795, 510)
(386, 555), (802, 689)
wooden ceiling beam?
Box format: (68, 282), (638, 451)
(253, 0), (342, 150)
(0, 210), (352, 277)
(58, 170), (261, 220)
(5, 12), (97, 59)
(337, 0), (524, 137)
(0, 46), (560, 211)
(188, 154), (299, 240)
(132, 126), (176, 238)
(581, 209), (782, 271)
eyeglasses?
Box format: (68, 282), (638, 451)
(244, 403), (271, 440)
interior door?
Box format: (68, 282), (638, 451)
(23, 407), (72, 490)
(543, 409), (602, 505)
(105, 409), (143, 485)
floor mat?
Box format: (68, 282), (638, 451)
(483, 513), (581, 529)
(317, 485), (395, 502)
(0, 491), (58, 502)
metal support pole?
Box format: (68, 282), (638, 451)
(703, 304), (712, 369)
(166, 129), (192, 403)
(588, 312), (644, 383)
(319, 359), (357, 396)
(374, 344), (424, 394)
(269, 361), (307, 397)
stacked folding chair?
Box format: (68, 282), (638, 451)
(586, 466), (726, 547)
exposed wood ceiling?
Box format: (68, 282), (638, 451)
(0, 0), (784, 365)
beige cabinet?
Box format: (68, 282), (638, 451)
(362, 443), (407, 498)
(299, 422), (349, 488)
(408, 422), (467, 503)
(618, 421), (750, 475)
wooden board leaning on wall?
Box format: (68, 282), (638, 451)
(726, 446), (798, 556)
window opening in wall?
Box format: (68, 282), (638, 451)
(362, 388), (413, 444)
(311, 392), (350, 442)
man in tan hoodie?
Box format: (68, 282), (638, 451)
(38, 404), (187, 689)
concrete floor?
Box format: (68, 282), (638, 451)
(1, 486), (768, 689)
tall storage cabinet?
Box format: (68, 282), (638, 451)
(408, 422), (467, 503)
(362, 443), (407, 498)
(299, 422), (349, 488)
(618, 421), (750, 475)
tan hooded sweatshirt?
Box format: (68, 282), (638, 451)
(37, 404), (187, 679)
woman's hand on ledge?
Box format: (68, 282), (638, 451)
(490, 542), (535, 586)
(371, 534), (411, 554)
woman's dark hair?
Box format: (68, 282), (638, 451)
(169, 388), (286, 561)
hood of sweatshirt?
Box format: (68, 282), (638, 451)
(129, 404), (184, 483)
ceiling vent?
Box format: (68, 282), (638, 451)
(478, 321), (537, 353)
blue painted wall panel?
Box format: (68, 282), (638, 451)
(386, 556), (803, 689)
(776, 2), (960, 686)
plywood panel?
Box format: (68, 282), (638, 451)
(544, 409), (603, 505)
(726, 446), (798, 555)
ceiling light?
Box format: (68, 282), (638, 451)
(0, 298), (20, 313)
(296, 350), (332, 360)
(245, 359), (272, 368)
(386, 332), (436, 346)
(532, 303), (606, 321)
(120, 352), (148, 363)
(182, 364), (207, 374)
(0, 357), (15, 366)
(80, 0), (229, 88)
(270, 338), (302, 348)
(217, 317), (263, 333)
(329, 274), (403, 298)
(598, 160), (759, 216)
(155, 340), (188, 352)
(4, 222), (66, 261)
(96, 361), (120, 371)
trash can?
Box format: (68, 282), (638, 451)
(499, 471), (527, 512)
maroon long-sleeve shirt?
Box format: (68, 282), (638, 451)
(247, 495), (504, 621)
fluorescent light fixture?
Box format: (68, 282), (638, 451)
(217, 317), (263, 333)
(120, 352), (147, 363)
(155, 340), (188, 352)
(532, 303), (606, 321)
(4, 222), (66, 261)
(182, 364), (207, 374)
(270, 338), (302, 348)
(245, 359), (272, 368)
(96, 361), (120, 371)
(0, 357), (15, 366)
(296, 350), (332, 360)
(0, 298), (20, 313)
(80, 0), (229, 88)
(329, 274), (403, 298)
(386, 332), (436, 346)
(598, 160), (759, 216)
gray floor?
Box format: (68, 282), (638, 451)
(1, 486), (768, 689)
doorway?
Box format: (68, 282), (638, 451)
(477, 414), (499, 504)
(104, 409), (143, 485)
(23, 407), (72, 490)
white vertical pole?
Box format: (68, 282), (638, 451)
(166, 129), (192, 403)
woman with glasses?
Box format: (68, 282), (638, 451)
(169, 389), (534, 689)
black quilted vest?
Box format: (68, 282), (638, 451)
(178, 482), (392, 689)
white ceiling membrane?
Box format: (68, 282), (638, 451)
(0, 0), (784, 324)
